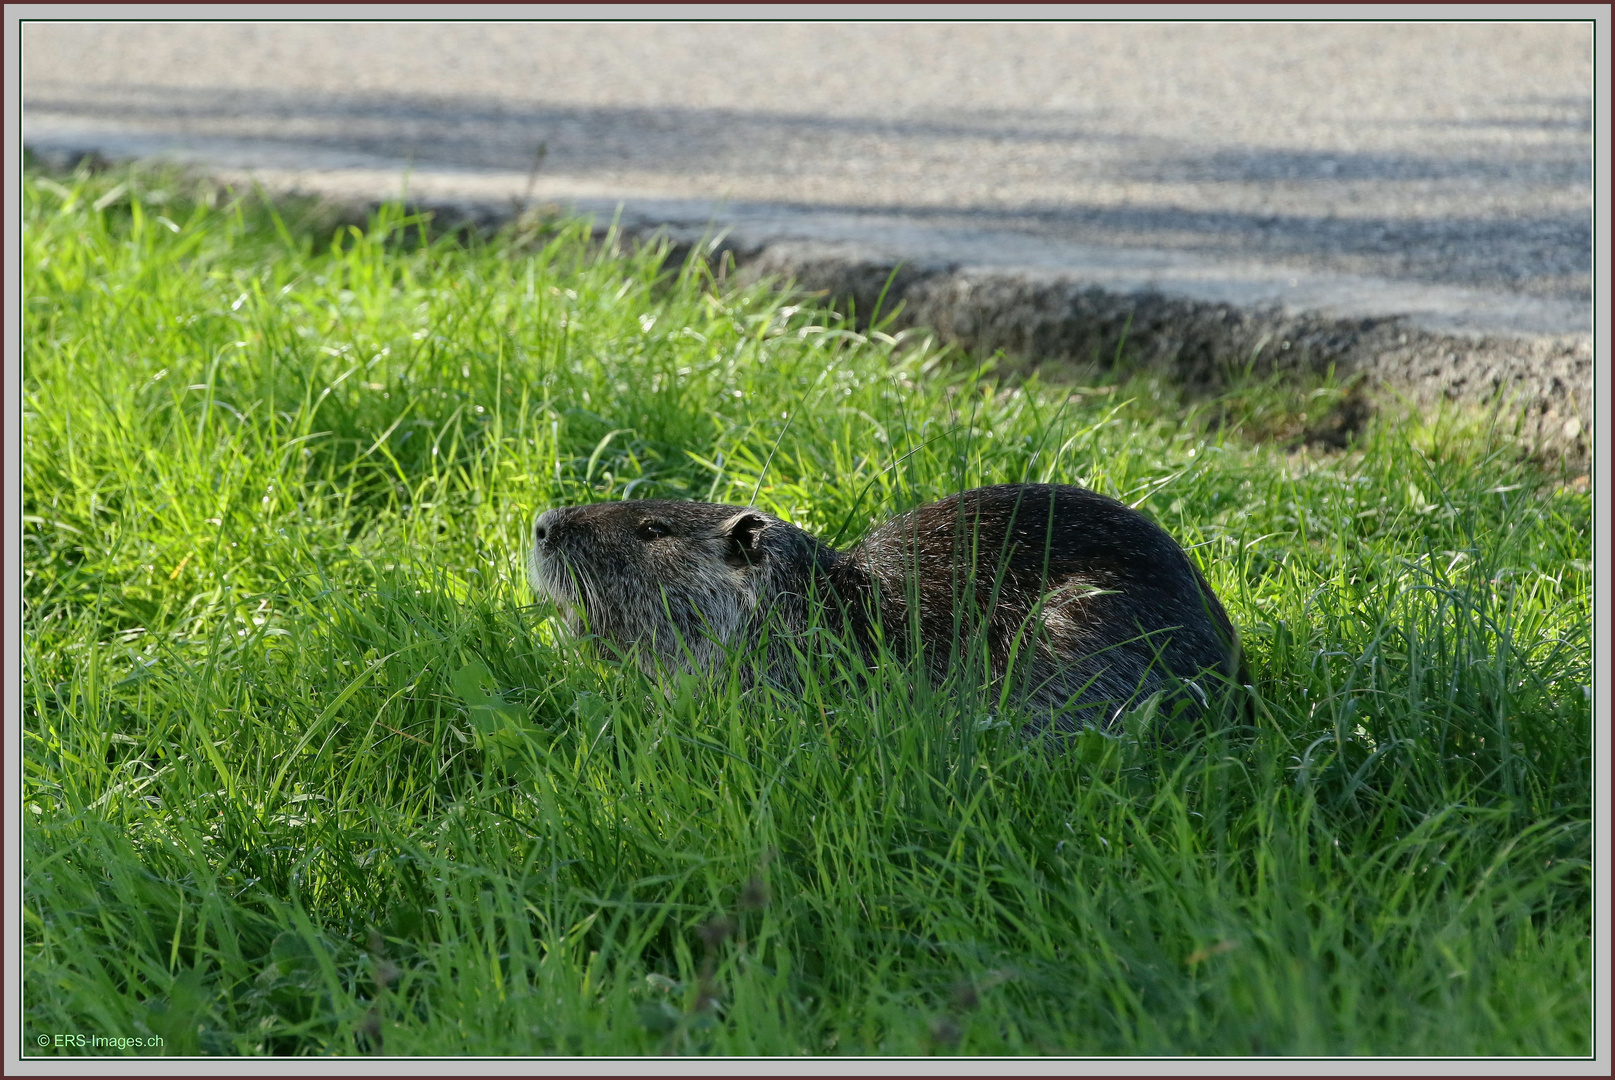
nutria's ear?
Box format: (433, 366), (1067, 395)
(720, 511), (769, 569)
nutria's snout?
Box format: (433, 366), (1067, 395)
(528, 507), (580, 608)
(532, 506), (571, 548)
(532, 507), (593, 570)
(531, 509), (552, 563)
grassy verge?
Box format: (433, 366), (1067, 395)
(22, 163), (1591, 1056)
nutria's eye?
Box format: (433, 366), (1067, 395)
(636, 519), (672, 541)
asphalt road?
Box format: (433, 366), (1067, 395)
(22, 20), (1592, 340)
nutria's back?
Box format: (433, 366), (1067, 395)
(529, 483), (1240, 732)
(846, 484), (1239, 728)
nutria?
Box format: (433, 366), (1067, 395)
(528, 483), (1241, 732)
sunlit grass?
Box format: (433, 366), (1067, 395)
(23, 162), (1590, 1056)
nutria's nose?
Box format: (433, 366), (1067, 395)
(534, 508), (561, 545)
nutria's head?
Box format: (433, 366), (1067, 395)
(528, 500), (779, 673)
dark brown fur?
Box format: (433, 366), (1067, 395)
(529, 483), (1241, 732)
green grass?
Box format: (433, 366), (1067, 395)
(23, 163), (1592, 1057)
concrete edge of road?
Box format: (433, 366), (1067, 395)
(26, 143), (1593, 469)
